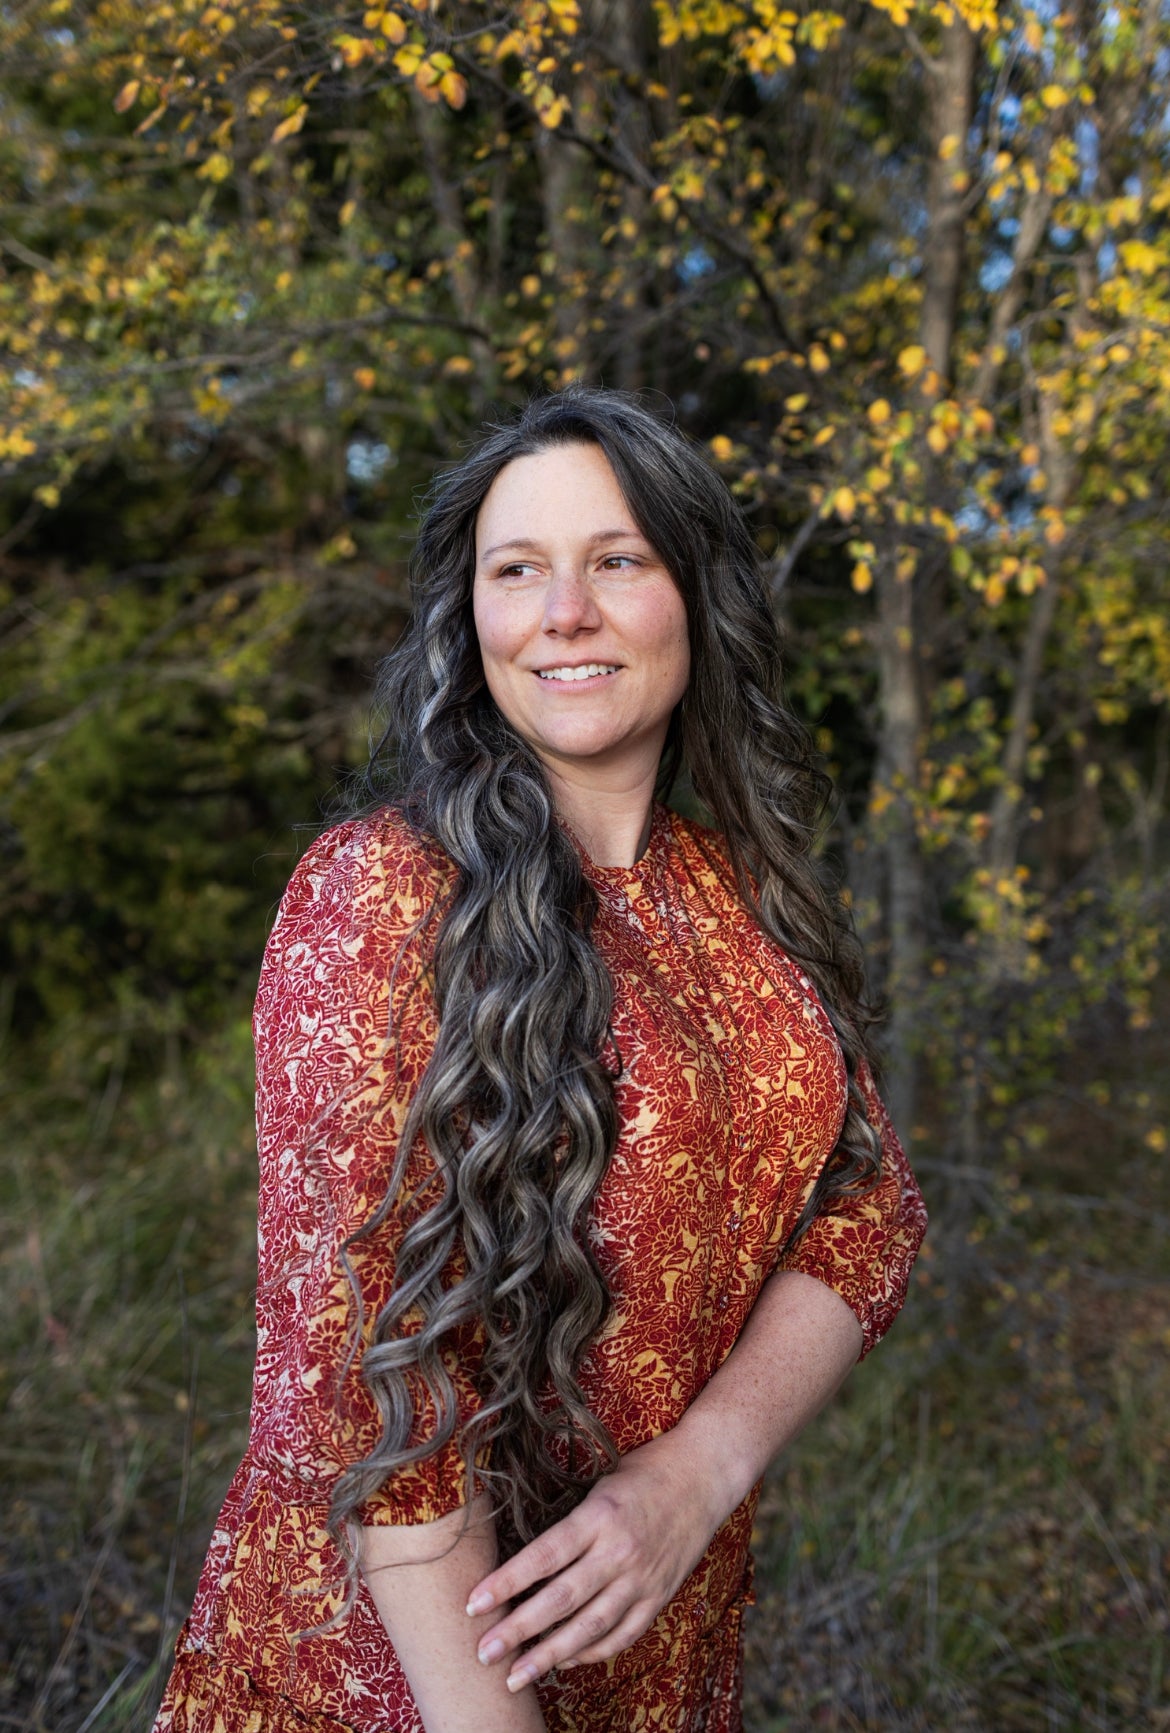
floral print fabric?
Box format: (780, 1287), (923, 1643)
(154, 805), (927, 1733)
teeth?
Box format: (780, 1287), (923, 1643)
(538, 664), (619, 681)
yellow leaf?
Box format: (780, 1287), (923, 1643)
(336, 34), (370, 67)
(440, 71), (468, 109)
(443, 355), (475, 376)
(938, 133), (960, 162)
(1040, 84), (1070, 109)
(785, 394), (809, 412)
(134, 102), (167, 136)
(898, 344), (926, 378)
(381, 11), (407, 41)
(339, 199), (357, 227)
(353, 367), (376, 390)
(851, 560), (873, 594)
(521, 274), (541, 297)
(323, 530), (357, 562)
(867, 398), (891, 425)
(271, 104), (308, 144)
(833, 485), (856, 521)
(34, 483), (60, 508)
(1119, 239), (1160, 275)
(413, 69), (441, 103)
(198, 151), (233, 182)
(808, 343), (830, 373)
(114, 80), (140, 114)
(813, 424), (836, 446)
(926, 424), (948, 454)
(709, 435), (734, 462)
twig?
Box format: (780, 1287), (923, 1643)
(75, 1659), (141, 1733)
(769, 504), (822, 601)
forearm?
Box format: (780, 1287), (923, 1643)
(671, 1268), (863, 1526)
(461, 1269), (865, 1685)
(360, 1498), (547, 1733)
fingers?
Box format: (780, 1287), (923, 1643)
(465, 1509), (591, 1620)
(557, 1605), (653, 1669)
(498, 1589), (644, 1692)
(475, 1556), (602, 1665)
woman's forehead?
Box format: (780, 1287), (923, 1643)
(474, 444), (643, 552)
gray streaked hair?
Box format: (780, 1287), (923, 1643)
(326, 386), (881, 1584)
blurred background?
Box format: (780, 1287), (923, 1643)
(1, 2), (1167, 1728)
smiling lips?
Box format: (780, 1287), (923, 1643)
(536, 663), (620, 682)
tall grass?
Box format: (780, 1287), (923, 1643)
(1, 1015), (258, 1733)
(3, 1010), (1167, 1731)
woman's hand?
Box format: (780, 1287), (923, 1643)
(465, 1270), (864, 1696)
(464, 1429), (726, 1693)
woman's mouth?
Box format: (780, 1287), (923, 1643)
(535, 663), (620, 682)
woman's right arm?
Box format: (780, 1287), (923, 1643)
(256, 817), (545, 1732)
(359, 1501), (547, 1733)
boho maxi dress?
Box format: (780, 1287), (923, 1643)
(153, 803), (928, 1733)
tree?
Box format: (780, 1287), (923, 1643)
(1, 0), (1167, 1141)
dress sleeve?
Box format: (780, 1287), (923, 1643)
(774, 1060), (928, 1358)
(249, 811), (487, 1525)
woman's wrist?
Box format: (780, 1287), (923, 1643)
(665, 1398), (763, 1528)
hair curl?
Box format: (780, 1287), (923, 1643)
(325, 386), (882, 1581)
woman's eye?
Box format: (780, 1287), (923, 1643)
(599, 554), (639, 570)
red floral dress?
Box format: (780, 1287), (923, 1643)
(153, 804), (927, 1733)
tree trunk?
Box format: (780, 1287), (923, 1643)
(871, 21), (976, 1140)
(873, 550), (928, 1139)
(920, 22), (977, 380)
(410, 91), (496, 399)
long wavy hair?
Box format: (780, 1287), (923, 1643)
(325, 386), (882, 1578)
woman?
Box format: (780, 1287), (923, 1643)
(153, 387), (927, 1733)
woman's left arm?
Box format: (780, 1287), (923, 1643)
(466, 1267), (862, 1691)
(468, 1062), (928, 1692)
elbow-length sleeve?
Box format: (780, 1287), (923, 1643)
(248, 810), (485, 1526)
(775, 1060), (928, 1357)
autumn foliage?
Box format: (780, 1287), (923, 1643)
(1, 2), (1167, 1728)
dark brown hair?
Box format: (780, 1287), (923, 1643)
(327, 386), (881, 1578)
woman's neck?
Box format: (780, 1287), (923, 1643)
(545, 764), (657, 868)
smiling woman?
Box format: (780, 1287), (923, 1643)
(472, 443), (690, 865)
(152, 388), (926, 1733)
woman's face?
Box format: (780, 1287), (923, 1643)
(472, 442), (690, 790)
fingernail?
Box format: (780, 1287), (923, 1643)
(466, 1591), (492, 1616)
(478, 1638), (505, 1664)
(506, 1665), (536, 1692)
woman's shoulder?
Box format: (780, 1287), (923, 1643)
(269, 806), (456, 953)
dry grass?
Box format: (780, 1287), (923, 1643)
(2, 1013), (1167, 1732)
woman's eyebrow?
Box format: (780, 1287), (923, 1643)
(479, 527), (646, 561)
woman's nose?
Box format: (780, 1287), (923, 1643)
(541, 566), (602, 633)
